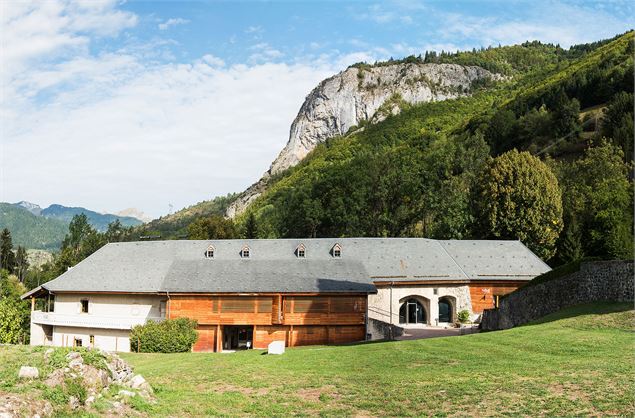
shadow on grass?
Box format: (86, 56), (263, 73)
(519, 302), (633, 327)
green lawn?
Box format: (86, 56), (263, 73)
(120, 303), (635, 417)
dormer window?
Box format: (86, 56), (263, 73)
(240, 245), (251, 258)
(204, 245), (215, 259)
(296, 244), (306, 258)
(331, 243), (342, 258)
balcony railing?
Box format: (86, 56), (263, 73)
(31, 310), (163, 330)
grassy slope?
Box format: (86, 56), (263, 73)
(118, 303), (634, 416)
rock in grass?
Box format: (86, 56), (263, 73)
(18, 366), (39, 379)
(128, 374), (153, 393)
(267, 340), (285, 355)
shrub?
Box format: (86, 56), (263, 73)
(130, 318), (198, 353)
(457, 310), (470, 323)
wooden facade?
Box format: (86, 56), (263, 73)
(168, 294), (367, 352)
(468, 281), (526, 313)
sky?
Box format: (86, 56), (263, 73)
(1, 1), (633, 219)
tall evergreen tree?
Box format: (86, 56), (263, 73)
(244, 212), (259, 239)
(0, 229), (16, 273)
(14, 246), (29, 283)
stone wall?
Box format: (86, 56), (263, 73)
(367, 318), (404, 340)
(481, 260), (634, 331)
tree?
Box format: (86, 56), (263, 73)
(14, 246), (29, 283)
(602, 92), (634, 161)
(188, 215), (238, 240)
(555, 216), (584, 264)
(551, 91), (581, 138)
(243, 212), (259, 239)
(553, 141), (634, 260)
(0, 229), (16, 273)
(0, 271), (30, 344)
(474, 150), (563, 260)
(52, 214), (105, 276)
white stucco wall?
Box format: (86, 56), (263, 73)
(53, 326), (131, 352)
(30, 293), (166, 352)
(367, 284), (472, 330)
(53, 294), (165, 319)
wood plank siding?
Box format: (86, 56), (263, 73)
(168, 295), (367, 351)
(468, 281), (526, 313)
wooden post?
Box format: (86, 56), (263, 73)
(31, 297), (35, 311)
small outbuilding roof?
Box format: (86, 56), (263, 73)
(32, 238), (550, 296)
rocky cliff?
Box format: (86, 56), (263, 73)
(226, 63), (500, 218)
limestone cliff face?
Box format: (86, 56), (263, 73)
(226, 63), (499, 218)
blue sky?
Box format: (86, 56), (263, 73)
(1, 1), (633, 218)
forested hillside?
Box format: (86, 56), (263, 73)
(0, 203), (68, 250)
(233, 31), (634, 264)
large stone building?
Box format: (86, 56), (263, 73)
(23, 238), (549, 352)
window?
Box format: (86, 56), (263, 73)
(433, 288), (438, 295)
(204, 245), (215, 259)
(331, 243), (342, 258)
(159, 301), (167, 318)
(296, 244), (306, 258)
(80, 299), (89, 314)
(89, 335), (95, 346)
(240, 245), (250, 258)
(74, 338), (83, 347)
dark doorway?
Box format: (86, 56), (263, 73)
(222, 326), (253, 350)
(438, 297), (454, 323)
(399, 298), (427, 325)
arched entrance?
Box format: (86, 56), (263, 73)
(438, 296), (456, 323)
(399, 298), (427, 325)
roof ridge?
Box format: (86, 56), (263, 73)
(436, 241), (471, 281)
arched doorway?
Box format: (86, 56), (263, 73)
(438, 296), (455, 323)
(399, 298), (427, 325)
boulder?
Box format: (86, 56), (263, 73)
(67, 352), (83, 369)
(267, 341), (285, 355)
(43, 369), (65, 388)
(18, 366), (39, 379)
(82, 366), (110, 391)
(128, 374), (153, 393)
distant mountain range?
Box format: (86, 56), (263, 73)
(1, 202), (145, 250)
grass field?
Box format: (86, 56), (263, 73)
(1, 303), (632, 416)
(120, 303), (635, 416)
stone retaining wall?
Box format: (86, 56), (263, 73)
(481, 260), (634, 331)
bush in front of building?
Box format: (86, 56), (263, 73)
(457, 310), (470, 323)
(130, 318), (198, 353)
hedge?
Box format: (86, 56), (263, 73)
(130, 318), (198, 353)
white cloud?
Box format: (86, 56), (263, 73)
(0, 2), (334, 218)
(248, 42), (284, 63)
(439, 2), (633, 48)
(158, 17), (189, 31)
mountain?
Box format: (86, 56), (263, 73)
(236, 32), (633, 245)
(226, 63), (500, 217)
(14, 201), (42, 216)
(0, 203), (68, 250)
(40, 204), (143, 231)
(1, 202), (145, 250)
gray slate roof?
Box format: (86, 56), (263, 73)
(40, 238), (550, 294)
